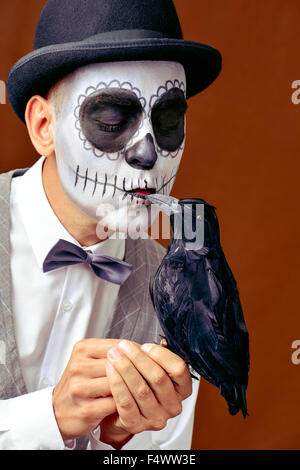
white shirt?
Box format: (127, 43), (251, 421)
(0, 156), (199, 450)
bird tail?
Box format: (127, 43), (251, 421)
(220, 383), (249, 419)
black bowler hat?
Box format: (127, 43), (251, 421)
(7, 0), (222, 123)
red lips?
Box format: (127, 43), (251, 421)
(134, 189), (152, 196)
(127, 188), (156, 196)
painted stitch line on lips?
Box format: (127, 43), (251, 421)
(92, 172), (98, 196)
(73, 166), (178, 196)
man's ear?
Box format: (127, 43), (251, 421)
(25, 95), (55, 157)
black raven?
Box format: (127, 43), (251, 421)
(146, 194), (250, 418)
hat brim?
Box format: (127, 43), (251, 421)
(7, 37), (222, 123)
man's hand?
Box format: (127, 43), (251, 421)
(52, 338), (121, 441)
(101, 340), (193, 447)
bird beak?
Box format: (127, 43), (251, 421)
(145, 194), (181, 214)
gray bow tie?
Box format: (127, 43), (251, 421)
(43, 239), (133, 285)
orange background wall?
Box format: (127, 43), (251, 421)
(0, 0), (300, 450)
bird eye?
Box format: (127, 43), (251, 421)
(168, 259), (184, 269)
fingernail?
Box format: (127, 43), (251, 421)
(118, 340), (131, 352)
(106, 362), (115, 376)
(141, 343), (152, 353)
(108, 348), (122, 361)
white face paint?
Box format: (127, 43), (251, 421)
(51, 61), (187, 234)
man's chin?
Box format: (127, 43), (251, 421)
(61, 188), (160, 240)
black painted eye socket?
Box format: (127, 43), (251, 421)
(79, 88), (143, 153)
(151, 88), (187, 152)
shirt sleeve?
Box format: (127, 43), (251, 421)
(0, 387), (72, 450)
(89, 378), (200, 451)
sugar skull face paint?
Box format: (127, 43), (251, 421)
(50, 61), (187, 233)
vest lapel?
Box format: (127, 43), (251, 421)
(0, 170), (27, 399)
(104, 236), (164, 345)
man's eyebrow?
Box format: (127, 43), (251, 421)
(152, 89), (188, 112)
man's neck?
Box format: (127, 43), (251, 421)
(42, 155), (110, 247)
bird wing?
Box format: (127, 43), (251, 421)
(152, 247), (249, 389)
(152, 254), (221, 384)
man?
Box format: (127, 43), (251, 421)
(0, 0), (222, 450)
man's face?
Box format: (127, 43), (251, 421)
(51, 61), (187, 233)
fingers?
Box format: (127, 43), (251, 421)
(107, 347), (162, 421)
(114, 341), (182, 416)
(93, 396), (117, 419)
(68, 358), (108, 378)
(106, 363), (143, 433)
(72, 377), (112, 398)
(140, 343), (193, 400)
(54, 338), (126, 441)
(72, 338), (123, 359)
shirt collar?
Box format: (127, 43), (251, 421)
(15, 156), (125, 269)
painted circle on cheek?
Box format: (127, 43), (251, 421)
(148, 80), (186, 158)
(79, 88), (144, 153)
(74, 80), (147, 160)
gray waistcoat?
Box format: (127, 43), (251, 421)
(0, 169), (165, 449)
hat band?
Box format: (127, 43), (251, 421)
(82, 29), (173, 45)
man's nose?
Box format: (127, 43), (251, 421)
(125, 133), (158, 170)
